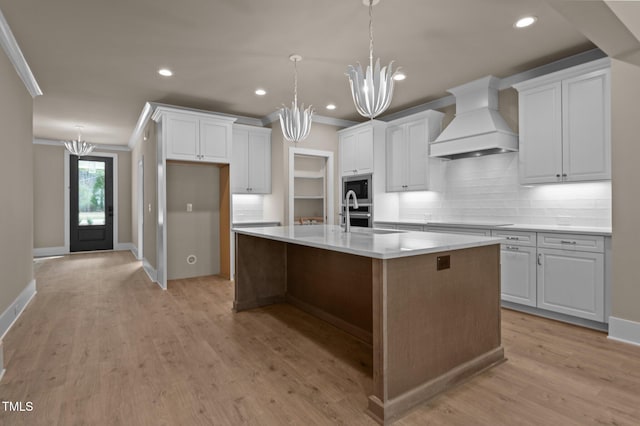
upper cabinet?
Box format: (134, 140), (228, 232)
(231, 125), (272, 194)
(385, 110), (444, 192)
(153, 108), (236, 163)
(338, 121), (385, 176)
(514, 59), (611, 185)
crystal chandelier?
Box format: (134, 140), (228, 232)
(64, 126), (95, 156)
(279, 54), (313, 143)
(346, 0), (398, 119)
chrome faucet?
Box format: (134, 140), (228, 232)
(344, 190), (359, 233)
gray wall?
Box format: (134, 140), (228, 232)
(32, 144), (132, 249)
(166, 162), (220, 279)
(0, 45), (33, 315)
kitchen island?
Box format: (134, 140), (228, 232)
(233, 225), (505, 424)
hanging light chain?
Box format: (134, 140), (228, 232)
(369, 0), (374, 71)
(293, 57), (298, 108)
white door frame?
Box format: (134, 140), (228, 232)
(64, 150), (119, 253)
(288, 147), (334, 226)
(137, 157), (144, 260)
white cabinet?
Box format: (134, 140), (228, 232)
(338, 121), (380, 176)
(492, 230), (537, 307)
(231, 125), (271, 194)
(514, 59), (610, 184)
(536, 232), (605, 321)
(158, 110), (235, 163)
(385, 110), (444, 192)
(537, 248), (604, 322)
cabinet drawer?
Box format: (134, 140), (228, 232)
(537, 232), (604, 253)
(426, 226), (491, 236)
(491, 230), (536, 247)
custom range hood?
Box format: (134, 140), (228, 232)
(430, 76), (518, 160)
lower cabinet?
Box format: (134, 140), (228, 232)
(500, 244), (537, 307)
(537, 248), (604, 321)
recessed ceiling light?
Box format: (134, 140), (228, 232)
(326, 104), (337, 110)
(158, 68), (173, 77)
(514, 16), (537, 28)
(255, 88), (266, 96)
(393, 72), (406, 81)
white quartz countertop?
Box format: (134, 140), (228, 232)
(233, 225), (503, 260)
(374, 220), (611, 236)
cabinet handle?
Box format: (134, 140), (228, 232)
(506, 245), (519, 251)
(560, 240), (577, 244)
(506, 236), (519, 240)
(562, 173), (567, 178)
(537, 253), (542, 265)
(353, 169), (357, 173)
(556, 174), (561, 178)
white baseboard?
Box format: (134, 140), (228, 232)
(608, 316), (640, 347)
(0, 279), (37, 340)
(114, 242), (134, 252)
(130, 245), (139, 259)
(142, 258), (158, 285)
(33, 246), (65, 257)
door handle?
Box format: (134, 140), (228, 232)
(108, 206), (114, 217)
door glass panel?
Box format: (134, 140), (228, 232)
(78, 160), (106, 226)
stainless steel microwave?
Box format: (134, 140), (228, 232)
(342, 174), (372, 204)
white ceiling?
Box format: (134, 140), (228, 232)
(0, 0), (596, 145)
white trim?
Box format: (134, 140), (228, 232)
(0, 279), (36, 340)
(137, 158), (144, 260)
(512, 57), (611, 92)
(114, 242), (135, 252)
(288, 147), (334, 226)
(128, 102), (154, 149)
(34, 138), (130, 152)
(142, 258), (159, 287)
(64, 151), (119, 252)
(33, 246), (66, 257)
(264, 111), (357, 129)
(608, 316), (640, 347)
(0, 9), (42, 97)
(130, 245), (139, 259)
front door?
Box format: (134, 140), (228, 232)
(70, 155), (114, 251)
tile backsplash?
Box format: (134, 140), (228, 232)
(232, 194), (265, 223)
(396, 153), (611, 227)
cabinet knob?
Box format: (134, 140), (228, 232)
(562, 173), (567, 178)
(556, 174), (561, 178)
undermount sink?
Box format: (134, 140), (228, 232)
(349, 227), (404, 235)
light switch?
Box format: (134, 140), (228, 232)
(187, 203), (193, 212)
(148, 203), (152, 213)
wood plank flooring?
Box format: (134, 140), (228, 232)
(0, 251), (638, 425)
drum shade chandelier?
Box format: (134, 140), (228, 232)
(64, 126), (95, 156)
(279, 54), (313, 143)
(346, 0), (399, 119)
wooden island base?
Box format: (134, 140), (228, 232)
(234, 233), (505, 424)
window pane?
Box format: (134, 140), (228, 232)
(78, 160), (106, 226)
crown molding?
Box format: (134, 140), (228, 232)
(262, 110), (358, 129)
(0, 8), (42, 97)
(128, 102), (154, 150)
(33, 138), (131, 152)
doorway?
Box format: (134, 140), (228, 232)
(69, 155), (114, 251)
(288, 147), (334, 226)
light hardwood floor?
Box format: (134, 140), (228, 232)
(1, 251), (639, 425)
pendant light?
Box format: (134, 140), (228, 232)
(346, 0), (399, 119)
(278, 54), (313, 143)
(64, 126), (95, 156)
